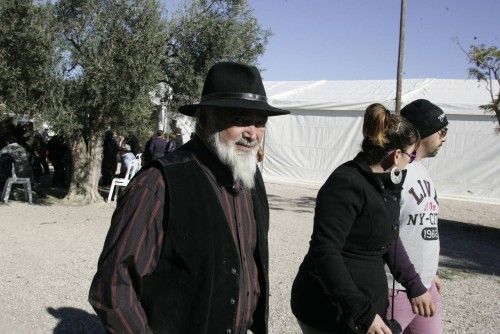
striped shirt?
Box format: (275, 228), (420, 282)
(89, 148), (260, 333)
(198, 162), (260, 334)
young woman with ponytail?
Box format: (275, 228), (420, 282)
(291, 104), (428, 334)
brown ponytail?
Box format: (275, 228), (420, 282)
(363, 103), (390, 148)
(361, 103), (420, 164)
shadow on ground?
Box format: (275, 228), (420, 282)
(439, 219), (500, 276)
(47, 307), (104, 334)
(267, 193), (316, 213)
(267, 193), (500, 277)
(1, 171), (113, 206)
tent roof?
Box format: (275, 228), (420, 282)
(264, 78), (498, 115)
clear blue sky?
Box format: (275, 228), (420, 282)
(249, 0), (499, 80)
(166, 0), (499, 81)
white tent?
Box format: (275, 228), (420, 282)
(262, 79), (500, 204)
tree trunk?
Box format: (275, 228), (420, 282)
(494, 106), (500, 132)
(65, 134), (103, 204)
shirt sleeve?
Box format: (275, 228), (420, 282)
(309, 172), (376, 332)
(89, 167), (166, 333)
(384, 236), (427, 298)
(148, 140), (155, 154)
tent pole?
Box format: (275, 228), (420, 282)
(395, 0), (407, 114)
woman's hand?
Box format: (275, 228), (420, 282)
(367, 314), (392, 334)
(411, 290), (435, 317)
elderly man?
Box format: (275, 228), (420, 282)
(386, 99), (448, 333)
(89, 62), (289, 334)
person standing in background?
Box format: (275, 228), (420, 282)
(164, 133), (178, 154)
(386, 99), (448, 333)
(118, 144), (136, 177)
(147, 130), (167, 160)
(101, 130), (118, 186)
(126, 133), (141, 156)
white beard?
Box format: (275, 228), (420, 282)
(209, 133), (260, 189)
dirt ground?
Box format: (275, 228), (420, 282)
(0, 181), (498, 333)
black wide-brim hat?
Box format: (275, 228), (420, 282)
(179, 62), (290, 117)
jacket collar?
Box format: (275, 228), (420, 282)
(352, 152), (406, 193)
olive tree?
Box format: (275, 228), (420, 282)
(0, 0), (57, 123)
(164, 0), (271, 115)
(52, 0), (167, 203)
(1, 0), (271, 203)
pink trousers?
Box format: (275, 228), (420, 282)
(386, 281), (443, 334)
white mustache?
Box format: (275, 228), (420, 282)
(235, 138), (259, 148)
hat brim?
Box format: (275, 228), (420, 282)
(179, 99), (290, 117)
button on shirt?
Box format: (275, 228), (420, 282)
(89, 138), (261, 334)
(197, 162), (260, 334)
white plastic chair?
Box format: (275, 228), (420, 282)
(107, 159), (141, 202)
(2, 164), (33, 204)
(136, 153), (142, 164)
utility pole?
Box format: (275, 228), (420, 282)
(395, 0), (407, 114)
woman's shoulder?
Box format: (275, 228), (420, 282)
(320, 160), (366, 195)
(327, 159), (362, 182)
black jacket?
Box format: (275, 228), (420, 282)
(140, 139), (270, 334)
(291, 153), (407, 333)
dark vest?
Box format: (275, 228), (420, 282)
(140, 141), (270, 334)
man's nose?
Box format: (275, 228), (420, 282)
(243, 125), (257, 139)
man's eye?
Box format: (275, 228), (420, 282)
(233, 117), (245, 125)
(231, 117), (266, 126)
(255, 119), (266, 127)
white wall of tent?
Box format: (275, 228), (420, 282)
(262, 78), (500, 204)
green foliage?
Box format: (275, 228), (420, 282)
(52, 0), (168, 140)
(164, 0), (271, 114)
(1, 0), (269, 137)
(0, 0), (57, 123)
(467, 44), (500, 82)
(0, 0), (270, 198)
(0, 102), (6, 122)
(466, 44), (500, 127)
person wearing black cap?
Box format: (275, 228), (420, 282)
(89, 62), (289, 334)
(385, 99), (448, 333)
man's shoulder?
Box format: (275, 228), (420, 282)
(157, 149), (194, 167)
(153, 137), (167, 144)
(404, 161), (433, 181)
(3, 144), (27, 155)
(1, 144), (15, 151)
(128, 165), (165, 194)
